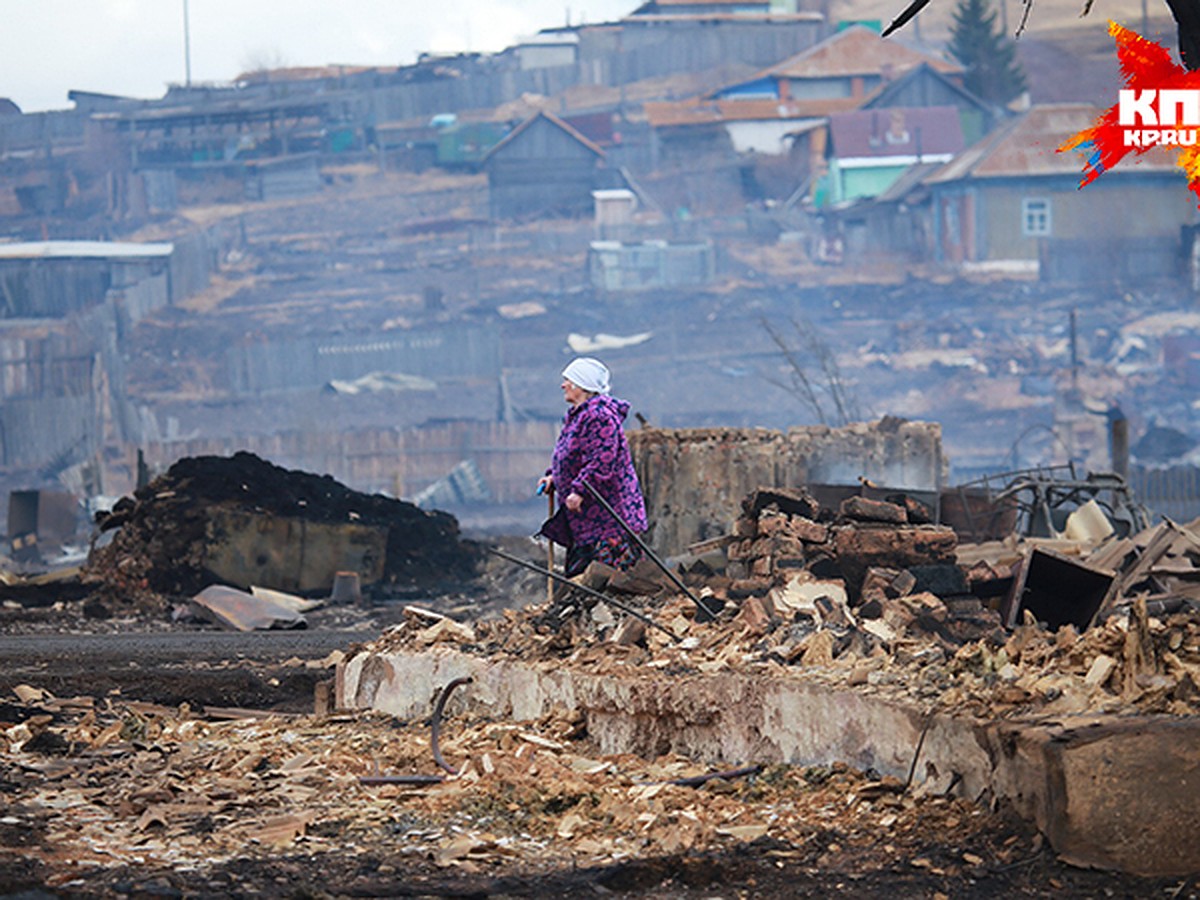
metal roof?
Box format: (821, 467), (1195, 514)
(859, 63), (993, 115)
(829, 106), (964, 159)
(0, 241), (174, 260)
(761, 25), (960, 81)
(645, 96), (858, 127)
(483, 110), (605, 159)
(927, 103), (1178, 183)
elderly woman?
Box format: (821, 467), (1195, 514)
(537, 357), (647, 578)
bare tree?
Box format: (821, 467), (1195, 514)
(238, 48), (292, 82)
(760, 317), (863, 426)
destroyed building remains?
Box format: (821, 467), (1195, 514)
(4, 1), (1200, 895)
(83, 452), (482, 611)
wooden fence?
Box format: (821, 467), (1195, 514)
(141, 420), (559, 504)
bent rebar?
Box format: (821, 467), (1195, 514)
(431, 676), (473, 775)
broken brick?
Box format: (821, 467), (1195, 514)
(750, 537), (775, 558)
(729, 577), (772, 599)
(732, 517), (757, 538)
(743, 487), (821, 520)
(840, 496), (908, 524)
(727, 539), (754, 561)
(832, 525), (957, 592)
(736, 595), (774, 633)
(860, 567), (901, 605)
(787, 516), (828, 544)
(757, 511), (788, 536)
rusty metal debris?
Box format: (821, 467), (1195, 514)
(582, 480), (723, 621)
(488, 546), (681, 642)
(948, 465), (1150, 543)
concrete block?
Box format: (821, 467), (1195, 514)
(980, 717), (1200, 877)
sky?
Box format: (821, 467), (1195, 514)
(1, 1), (637, 113)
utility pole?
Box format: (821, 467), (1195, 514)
(183, 0), (192, 87)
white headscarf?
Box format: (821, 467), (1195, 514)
(562, 357), (610, 394)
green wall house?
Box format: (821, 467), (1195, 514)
(825, 106), (963, 204)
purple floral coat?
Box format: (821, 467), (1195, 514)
(550, 394), (648, 545)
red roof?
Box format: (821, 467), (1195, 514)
(763, 25), (961, 80)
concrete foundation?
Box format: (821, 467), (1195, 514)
(629, 419), (943, 554)
(338, 648), (1200, 877)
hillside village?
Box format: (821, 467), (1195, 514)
(0, 1), (1197, 533)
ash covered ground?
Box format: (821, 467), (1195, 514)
(1, 467), (1197, 896)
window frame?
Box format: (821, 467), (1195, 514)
(1022, 197), (1052, 237)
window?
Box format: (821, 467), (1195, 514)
(1022, 198), (1051, 236)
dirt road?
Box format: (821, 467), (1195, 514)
(0, 629), (361, 712)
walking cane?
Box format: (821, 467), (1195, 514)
(541, 482), (555, 604)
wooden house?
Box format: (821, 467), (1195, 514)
(643, 25), (976, 206)
(646, 24), (963, 160)
(822, 106), (963, 204)
(924, 104), (1196, 280)
(711, 25), (961, 104)
(859, 63), (1002, 145)
(483, 111), (610, 220)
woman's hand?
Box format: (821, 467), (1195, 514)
(565, 491), (583, 512)
(537, 475), (554, 495)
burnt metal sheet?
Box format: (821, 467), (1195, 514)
(191, 584), (306, 631)
(1002, 546), (1115, 630)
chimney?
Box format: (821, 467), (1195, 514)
(1108, 406), (1129, 479)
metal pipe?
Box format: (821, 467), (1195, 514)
(358, 774), (444, 786)
(488, 547), (679, 642)
(662, 764), (762, 787)
(581, 480), (723, 621)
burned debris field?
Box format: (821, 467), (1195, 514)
(3, 463), (1200, 897)
(4, 2), (1200, 896)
